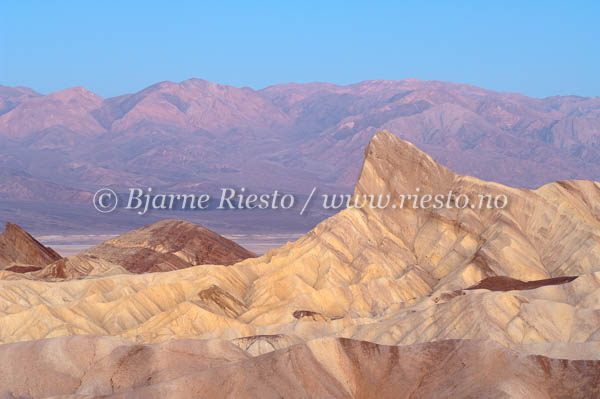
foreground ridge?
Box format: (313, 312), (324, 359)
(1, 336), (599, 398)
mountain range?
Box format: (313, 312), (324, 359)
(1, 79), (599, 233)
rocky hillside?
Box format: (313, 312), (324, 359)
(29, 219), (257, 279)
(1, 336), (598, 398)
(0, 222), (60, 270)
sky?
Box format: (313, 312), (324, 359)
(1, 1), (598, 98)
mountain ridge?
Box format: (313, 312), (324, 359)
(1, 79), (600, 232)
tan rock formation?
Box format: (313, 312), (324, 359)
(0, 222), (61, 269)
(0, 132), (598, 351)
(0, 131), (600, 396)
(27, 219), (257, 279)
(0, 336), (598, 398)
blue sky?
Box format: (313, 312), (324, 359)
(1, 1), (598, 98)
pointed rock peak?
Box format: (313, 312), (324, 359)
(0, 222), (61, 268)
(3, 223), (50, 247)
(4, 222), (28, 238)
(355, 131), (456, 197)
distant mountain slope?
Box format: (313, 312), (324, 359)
(0, 85), (40, 116)
(1, 79), (599, 193)
(1, 79), (599, 231)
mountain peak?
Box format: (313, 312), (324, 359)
(87, 219), (257, 272)
(355, 130), (455, 197)
(0, 222), (61, 269)
(49, 86), (103, 102)
(5, 222), (27, 236)
(33, 219), (257, 278)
